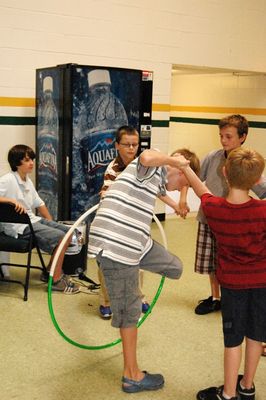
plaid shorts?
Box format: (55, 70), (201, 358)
(194, 222), (217, 274)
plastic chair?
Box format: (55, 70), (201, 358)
(0, 203), (48, 301)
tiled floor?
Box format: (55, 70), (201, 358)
(1, 216), (266, 400)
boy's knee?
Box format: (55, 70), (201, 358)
(171, 267), (183, 280)
(174, 264), (183, 279)
(166, 256), (183, 279)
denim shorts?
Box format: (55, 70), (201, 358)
(20, 218), (69, 254)
(221, 286), (266, 347)
(97, 240), (183, 328)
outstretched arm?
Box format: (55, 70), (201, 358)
(158, 192), (190, 219)
(180, 165), (210, 198)
(178, 185), (190, 218)
(158, 194), (182, 217)
(140, 149), (190, 169)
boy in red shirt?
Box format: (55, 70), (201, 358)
(179, 147), (266, 400)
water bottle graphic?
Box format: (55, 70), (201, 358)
(80, 69), (128, 206)
(37, 76), (59, 219)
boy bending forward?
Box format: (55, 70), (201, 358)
(88, 148), (200, 393)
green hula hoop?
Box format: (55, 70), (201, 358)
(47, 207), (167, 350)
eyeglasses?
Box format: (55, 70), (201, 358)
(119, 143), (139, 148)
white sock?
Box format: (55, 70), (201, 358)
(222, 391), (232, 399)
(212, 297), (220, 301)
(239, 380), (245, 390)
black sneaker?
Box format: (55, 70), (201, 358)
(195, 296), (221, 315)
(197, 385), (239, 400)
(237, 375), (255, 400)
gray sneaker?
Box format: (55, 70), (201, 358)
(122, 371), (164, 393)
(52, 275), (80, 294)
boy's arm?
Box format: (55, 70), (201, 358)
(100, 168), (116, 198)
(0, 177), (26, 213)
(140, 149), (189, 168)
(37, 204), (52, 220)
(178, 185), (190, 218)
(181, 165), (210, 198)
(0, 196), (26, 214)
(158, 193), (189, 219)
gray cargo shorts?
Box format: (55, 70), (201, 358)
(97, 240), (183, 328)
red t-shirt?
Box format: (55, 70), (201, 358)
(201, 193), (266, 289)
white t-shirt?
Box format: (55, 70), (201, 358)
(0, 172), (44, 237)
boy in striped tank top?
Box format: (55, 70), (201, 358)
(88, 147), (200, 393)
(97, 126), (150, 319)
(98, 126), (190, 319)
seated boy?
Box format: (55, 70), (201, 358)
(0, 144), (80, 294)
(88, 147), (200, 393)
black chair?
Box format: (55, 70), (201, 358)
(0, 203), (48, 301)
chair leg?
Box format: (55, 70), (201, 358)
(24, 262), (30, 301)
(36, 246), (48, 273)
(24, 241), (34, 301)
(0, 246), (47, 301)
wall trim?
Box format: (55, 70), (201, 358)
(170, 116), (266, 129)
(0, 116), (36, 125)
(0, 97), (35, 107)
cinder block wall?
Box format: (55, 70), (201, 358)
(1, 1), (266, 188)
(166, 71), (266, 213)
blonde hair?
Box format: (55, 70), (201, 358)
(171, 148), (200, 176)
(225, 148), (265, 190)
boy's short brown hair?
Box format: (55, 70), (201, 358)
(219, 114), (248, 142)
(225, 148), (265, 190)
(171, 148), (200, 176)
(8, 144), (35, 172)
(116, 125), (139, 143)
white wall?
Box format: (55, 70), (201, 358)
(1, 1), (266, 214)
(167, 71), (266, 213)
(170, 72), (266, 158)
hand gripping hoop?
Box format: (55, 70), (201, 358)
(48, 205), (167, 350)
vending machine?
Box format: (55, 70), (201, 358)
(36, 64), (153, 221)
